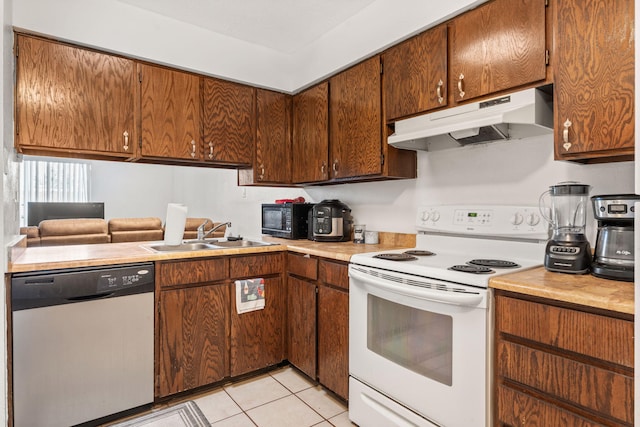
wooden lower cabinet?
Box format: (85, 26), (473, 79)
(156, 252), (286, 398)
(157, 283), (229, 397)
(317, 283), (349, 400)
(287, 253), (350, 400)
(287, 275), (317, 379)
(230, 276), (286, 376)
(494, 291), (634, 426)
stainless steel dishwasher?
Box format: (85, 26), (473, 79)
(11, 262), (155, 427)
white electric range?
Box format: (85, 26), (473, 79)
(348, 205), (549, 427)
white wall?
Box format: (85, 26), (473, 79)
(87, 134), (634, 245)
(12, 0), (486, 93)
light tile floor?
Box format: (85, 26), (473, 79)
(191, 366), (354, 427)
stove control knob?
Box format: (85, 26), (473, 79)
(421, 211), (431, 221)
(510, 212), (524, 225)
(431, 211), (441, 222)
(526, 212), (540, 226)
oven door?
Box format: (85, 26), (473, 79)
(348, 264), (491, 427)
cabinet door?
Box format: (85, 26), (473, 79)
(287, 276), (317, 379)
(202, 77), (255, 166)
(317, 285), (349, 400)
(554, 0), (634, 161)
(449, 0), (547, 103)
(230, 276), (286, 376)
(254, 89), (292, 184)
(329, 56), (383, 179)
(384, 25), (448, 121)
(292, 82), (329, 183)
(15, 35), (136, 157)
(157, 284), (229, 397)
(140, 63), (201, 160)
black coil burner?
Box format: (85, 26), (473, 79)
(448, 264), (494, 274)
(404, 250), (435, 257)
(373, 253), (418, 261)
(468, 259), (520, 269)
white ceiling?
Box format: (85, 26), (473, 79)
(117, 0), (378, 54)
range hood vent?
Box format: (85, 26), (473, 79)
(388, 87), (553, 151)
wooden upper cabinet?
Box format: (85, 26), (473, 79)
(292, 82), (329, 184)
(202, 77), (255, 166)
(15, 35), (136, 158)
(139, 63), (201, 161)
(449, 0), (547, 104)
(254, 89), (292, 184)
(383, 24), (448, 122)
(554, 0), (634, 162)
(330, 56), (383, 179)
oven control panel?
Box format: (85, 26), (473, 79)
(417, 205), (550, 239)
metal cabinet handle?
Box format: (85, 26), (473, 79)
(332, 159), (339, 177)
(190, 140), (196, 158)
(123, 131), (129, 151)
(457, 74), (465, 99)
(436, 79), (444, 104)
(562, 119), (572, 151)
(208, 142), (214, 159)
(321, 162), (326, 176)
(258, 165), (265, 181)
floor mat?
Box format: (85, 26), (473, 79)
(110, 401), (210, 427)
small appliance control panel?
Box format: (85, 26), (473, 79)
(417, 205), (550, 239)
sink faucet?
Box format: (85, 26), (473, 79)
(197, 221), (231, 240)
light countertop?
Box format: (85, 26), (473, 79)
(490, 267), (634, 315)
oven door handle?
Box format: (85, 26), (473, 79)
(349, 268), (484, 307)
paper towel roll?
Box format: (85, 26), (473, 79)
(164, 203), (188, 245)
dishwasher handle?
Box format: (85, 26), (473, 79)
(66, 292), (115, 302)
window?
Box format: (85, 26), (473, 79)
(19, 158), (91, 226)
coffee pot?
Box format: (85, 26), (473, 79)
(590, 194), (638, 281)
(539, 182), (592, 274)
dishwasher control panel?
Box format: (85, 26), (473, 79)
(11, 263), (154, 311)
(97, 266), (153, 293)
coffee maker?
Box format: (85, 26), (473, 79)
(540, 182), (592, 274)
(591, 194), (638, 282)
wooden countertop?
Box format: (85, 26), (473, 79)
(490, 267), (634, 315)
(8, 232), (416, 273)
(263, 232), (416, 262)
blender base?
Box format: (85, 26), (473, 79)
(544, 240), (592, 274)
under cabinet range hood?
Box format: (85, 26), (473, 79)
(388, 87), (553, 151)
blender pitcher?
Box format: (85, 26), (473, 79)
(539, 182), (592, 274)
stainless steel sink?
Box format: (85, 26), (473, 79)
(146, 240), (274, 252)
(213, 240), (272, 248)
(148, 242), (220, 252)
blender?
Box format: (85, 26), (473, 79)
(540, 182), (592, 274)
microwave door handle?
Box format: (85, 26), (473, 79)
(349, 268), (484, 307)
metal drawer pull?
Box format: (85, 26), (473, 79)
(190, 140), (196, 158)
(208, 142), (214, 159)
(436, 79), (444, 104)
(563, 119), (572, 151)
(123, 131), (129, 151)
(457, 74), (465, 98)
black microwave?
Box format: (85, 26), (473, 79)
(262, 203), (314, 239)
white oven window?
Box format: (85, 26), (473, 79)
(367, 294), (453, 386)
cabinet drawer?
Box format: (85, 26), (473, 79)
(158, 257), (228, 288)
(287, 253), (318, 280)
(497, 385), (601, 427)
(495, 296), (633, 368)
(497, 340), (634, 425)
(319, 259), (349, 290)
(229, 253), (284, 278)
